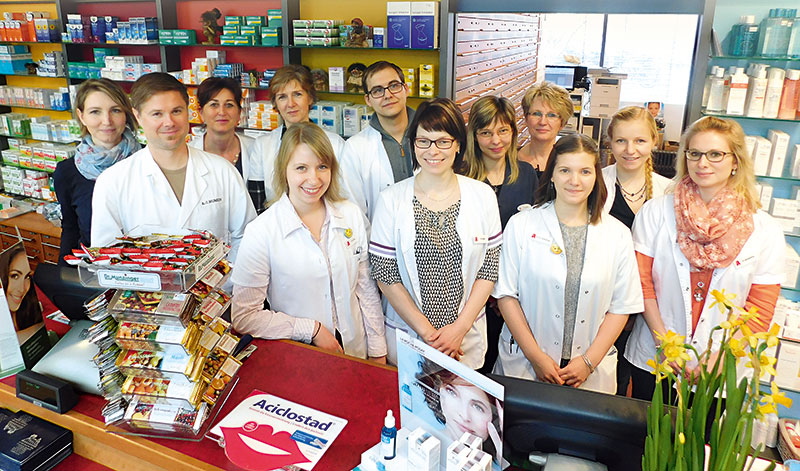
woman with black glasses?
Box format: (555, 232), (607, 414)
(624, 116), (784, 400)
(369, 98), (502, 369)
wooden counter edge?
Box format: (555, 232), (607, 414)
(0, 381), (223, 471)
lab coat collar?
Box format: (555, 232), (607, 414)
(275, 193), (345, 239)
(540, 202), (566, 253)
(141, 145), (210, 228)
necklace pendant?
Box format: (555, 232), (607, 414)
(550, 243), (562, 255)
(694, 292), (704, 302)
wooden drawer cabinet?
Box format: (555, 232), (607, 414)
(0, 212), (61, 266)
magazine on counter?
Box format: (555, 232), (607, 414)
(208, 390), (347, 470)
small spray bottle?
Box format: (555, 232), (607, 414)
(381, 409), (397, 460)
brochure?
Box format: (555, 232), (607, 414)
(208, 390), (347, 471)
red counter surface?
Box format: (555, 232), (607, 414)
(0, 339), (400, 470)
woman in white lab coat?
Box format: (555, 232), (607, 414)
(625, 116), (784, 400)
(369, 98), (502, 369)
(602, 106), (672, 395)
(494, 134), (644, 394)
(230, 122), (386, 362)
(250, 65), (344, 204)
(188, 77), (262, 211)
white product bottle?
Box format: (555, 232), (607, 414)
(726, 67), (749, 115)
(707, 67), (726, 112)
(721, 66), (736, 108)
(763, 67), (787, 118)
(745, 67), (768, 117)
(702, 66), (719, 108)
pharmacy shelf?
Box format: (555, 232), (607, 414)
(782, 286), (800, 294)
(787, 232), (800, 238)
(160, 43), (282, 49)
(0, 133), (78, 144)
(754, 175), (800, 183)
(288, 45), (439, 51)
(711, 55), (800, 62)
(1, 72), (66, 78)
(63, 42), (159, 46)
(701, 111), (800, 123)
(0, 190), (55, 204)
(0, 41), (61, 45)
(0, 161), (54, 173)
(0, 103), (70, 112)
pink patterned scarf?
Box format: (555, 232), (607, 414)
(674, 176), (754, 270)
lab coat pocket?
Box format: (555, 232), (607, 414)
(581, 347), (618, 395)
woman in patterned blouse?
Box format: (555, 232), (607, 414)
(369, 98), (503, 369)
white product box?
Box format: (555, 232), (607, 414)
(410, 1), (439, 49)
(790, 144), (800, 178)
(446, 441), (472, 471)
(329, 66), (344, 92)
(752, 136), (772, 176)
(776, 217), (797, 233)
(784, 244), (800, 289)
(768, 129), (790, 177)
(407, 427), (440, 471)
(745, 135), (757, 160)
(770, 198), (800, 220)
(760, 182), (774, 210)
(387, 2), (411, 48)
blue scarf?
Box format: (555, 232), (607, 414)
(74, 128), (141, 180)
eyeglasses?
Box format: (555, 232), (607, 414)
(414, 137), (455, 149)
(367, 81), (405, 99)
(476, 128), (512, 139)
(684, 149), (734, 162)
(528, 111), (560, 121)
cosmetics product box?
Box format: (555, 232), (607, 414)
(387, 2), (411, 48)
(768, 129), (790, 177)
(329, 66), (345, 92)
(752, 136), (772, 176)
(785, 244), (800, 289)
(411, 1), (438, 49)
(419, 64), (435, 97)
(408, 427), (441, 471)
(791, 145), (800, 178)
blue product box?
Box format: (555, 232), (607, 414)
(411, 1), (438, 49)
(90, 16), (106, 40)
(373, 27), (384, 48)
(386, 2), (411, 48)
(105, 16), (118, 33)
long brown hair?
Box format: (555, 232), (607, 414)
(534, 134), (607, 224)
(463, 95), (520, 184)
(607, 106), (659, 200)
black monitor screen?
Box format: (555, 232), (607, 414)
(545, 67), (576, 89)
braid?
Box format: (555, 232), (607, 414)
(644, 156), (654, 200)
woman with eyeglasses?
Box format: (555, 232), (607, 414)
(624, 116), (784, 400)
(369, 98), (502, 369)
(462, 95), (538, 373)
(518, 82), (574, 177)
(493, 134), (643, 393)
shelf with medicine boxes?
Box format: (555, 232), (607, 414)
(712, 55), (800, 62)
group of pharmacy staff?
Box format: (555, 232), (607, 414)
(73, 64), (783, 399)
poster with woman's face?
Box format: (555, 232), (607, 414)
(396, 331), (505, 470)
(0, 241), (43, 378)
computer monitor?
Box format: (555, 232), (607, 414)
(488, 374), (656, 471)
(544, 65), (589, 90)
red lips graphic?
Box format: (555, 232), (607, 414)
(221, 421), (311, 471)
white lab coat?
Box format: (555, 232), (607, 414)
(625, 195), (785, 372)
(230, 194), (377, 358)
(493, 203), (644, 394)
(188, 131), (257, 183)
(250, 126), (345, 203)
(91, 145), (256, 262)
(601, 163), (672, 215)
(369, 175), (502, 369)
(340, 125), (395, 220)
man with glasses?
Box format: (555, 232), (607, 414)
(340, 61), (416, 220)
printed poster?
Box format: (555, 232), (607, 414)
(208, 390), (347, 470)
(396, 330), (505, 470)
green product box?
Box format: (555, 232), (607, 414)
(173, 30), (196, 40)
(309, 37), (339, 47)
(240, 25), (261, 36)
(18, 155), (33, 169)
(222, 25), (239, 35)
(93, 47), (119, 64)
(220, 34), (237, 45)
(293, 28), (309, 38)
(173, 38), (196, 45)
(312, 19), (342, 28)
(245, 16), (265, 26)
(261, 27), (281, 46)
(233, 35), (255, 46)
(309, 28), (336, 38)
(267, 9), (282, 27)
(225, 16), (244, 26)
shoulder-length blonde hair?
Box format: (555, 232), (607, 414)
(271, 122), (344, 207)
(607, 106), (659, 200)
(74, 78), (138, 136)
(674, 116), (759, 212)
(521, 81), (573, 126)
(463, 95), (521, 184)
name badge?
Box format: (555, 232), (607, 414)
(473, 235), (488, 244)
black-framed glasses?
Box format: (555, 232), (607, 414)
(414, 137), (455, 149)
(367, 81), (405, 99)
(684, 149), (734, 162)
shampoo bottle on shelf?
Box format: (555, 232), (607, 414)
(779, 69), (800, 119)
(789, 13), (800, 58)
(706, 67), (726, 112)
(721, 66), (736, 107)
(702, 66), (719, 108)
(726, 67), (749, 115)
(745, 66), (768, 118)
(380, 410), (397, 460)
(763, 67), (786, 118)
(731, 15), (760, 57)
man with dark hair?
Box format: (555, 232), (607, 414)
(340, 60), (415, 219)
(91, 73), (256, 261)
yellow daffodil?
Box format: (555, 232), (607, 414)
(728, 337), (747, 358)
(678, 432), (685, 444)
(746, 352), (778, 378)
(655, 331), (685, 349)
(759, 382), (793, 416)
(740, 305), (761, 324)
(646, 357), (673, 381)
(663, 344), (691, 365)
(740, 324), (758, 349)
(709, 289), (738, 314)
(753, 323), (782, 349)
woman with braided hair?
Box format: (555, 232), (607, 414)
(602, 106), (671, 396)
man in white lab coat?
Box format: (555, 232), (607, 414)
(91, 73), (256, 261)
(339, 61), (416, 220)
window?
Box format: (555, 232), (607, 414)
(539, 14), (604, 68)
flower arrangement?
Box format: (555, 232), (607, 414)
(643, 289), (791, 471)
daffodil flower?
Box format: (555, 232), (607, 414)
(759, 382), (793, 415)
(740, 324), (757, 349)
(646, 357), (673, 381)
(753, 323), (781, 349)
(728, 337), (747, 358)
(709, 289), (738, 314)
(746, 352), (778, 378)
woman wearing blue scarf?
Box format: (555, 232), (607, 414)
(54, 78), (141, 263)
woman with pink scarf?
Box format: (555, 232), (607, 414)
(624, 116), (785, 400)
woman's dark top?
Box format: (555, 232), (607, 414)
(609, 184), (636, 230)
(490, 160), (539, 229)
(53, 158), (94, 265)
